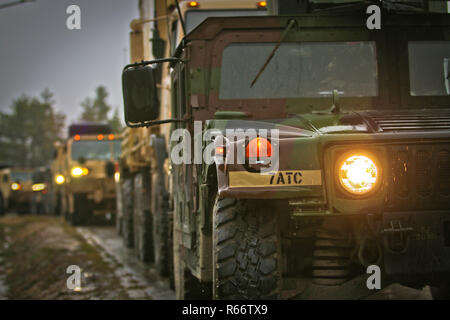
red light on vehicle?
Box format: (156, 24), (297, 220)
(246, 137), (272, 158)
(257, 1), (267, 8)
(97, 134), (104, 140)
(215, 146), (224, 156)
(74, 134), (81, 141)
(108, 134), (115, 140)
(188, 1), (199, 7)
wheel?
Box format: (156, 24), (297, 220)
(133, 169), (154, 261)
(122, 175), (134, 248)
(151, 171), (169, 276)
(168, 216), (175, 289)
(71, 193), (89, 226)
(431, 284), (450, 300)
(212, 197), (282, 299)
(0, 193), (4, 216)
(115, 182), (123, 236)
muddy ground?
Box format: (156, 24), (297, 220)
(0, 215), (174, 300)
(0, 215), (431, 300)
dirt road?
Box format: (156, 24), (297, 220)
(0, 215), (431, 300)
(0, 215), (174, 300)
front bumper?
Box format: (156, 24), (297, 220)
(382, 210), (450, 285)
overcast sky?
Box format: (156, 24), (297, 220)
(0, 0), (139, 123)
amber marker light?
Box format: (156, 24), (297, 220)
(215, 146), (224, 156)
(246, 137), (272, 159)
(74, 134), (81, 141)
(257, 1), (267, 8)
(188, 1), (199, 7)
(108, 134), (115, 140)
(338, 154), (379, 196)
(97, 134), (104, 140)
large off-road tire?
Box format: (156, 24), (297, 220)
(213, 197), (282, 299)
(133, 169), (154, 262)
(115, 182), (123, 236)
(151, 172), (169, 276)
(0, 193), (4, 216)
(71, 193), (89, 226)
(122, 176), (134, 248)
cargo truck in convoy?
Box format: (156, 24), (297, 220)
(54, 123), (120, 225)
(0, 166), (34, 215)
(121, 0), (450, 299)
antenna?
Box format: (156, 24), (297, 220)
(174, 0), (187, 35)
(0, 0), (34, 10)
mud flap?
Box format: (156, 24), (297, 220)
(382, 211), (450, 285)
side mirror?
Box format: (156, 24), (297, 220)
(122, 64), (159, 126)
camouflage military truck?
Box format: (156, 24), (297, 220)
(117, 0), (268, 276)
(123, 1), (450, 300)
(0, 167), (34, 214)
(57, 123), (121, 225)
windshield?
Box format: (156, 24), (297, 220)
(408, 41), (450, 96)
(185, 9), (267, 34)
(71, 140), (121, 161)
(11, 171), (33, 182)
(219, 41), (378, 100)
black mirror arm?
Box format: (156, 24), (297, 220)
(123, 58), (186, 71)
(126, 118), (185, 128)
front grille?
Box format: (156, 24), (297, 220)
(387, 142), (450, 211)
(370, 112), (450, 132)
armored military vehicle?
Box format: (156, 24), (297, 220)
(0, 167), (34, 214)
(122, 1), (450, 299)
(56, 123), (121, 225)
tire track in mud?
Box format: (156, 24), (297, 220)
(76, 226), (175, 300)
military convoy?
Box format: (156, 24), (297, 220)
(120, 0), (450, 299)
(117, 0), (269, 275)
(52, 123), (121, 225)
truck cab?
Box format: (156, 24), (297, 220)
(60, 123), (121, 225)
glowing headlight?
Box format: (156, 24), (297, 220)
(55, 174), (65, 184)
(338, 154), (379, 195)
(11, 182), (21, 191)
(114, 172), (120, 183)
(32, 183), (46, 192)
(71, 167), (88, 177)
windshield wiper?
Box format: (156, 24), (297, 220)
(250, 19), (298, 88)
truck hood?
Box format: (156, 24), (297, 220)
(214, 109), (450, 136)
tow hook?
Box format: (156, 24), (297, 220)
(382, 220), (413, 255)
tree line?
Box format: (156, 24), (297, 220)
(0, 86), (123, 168)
